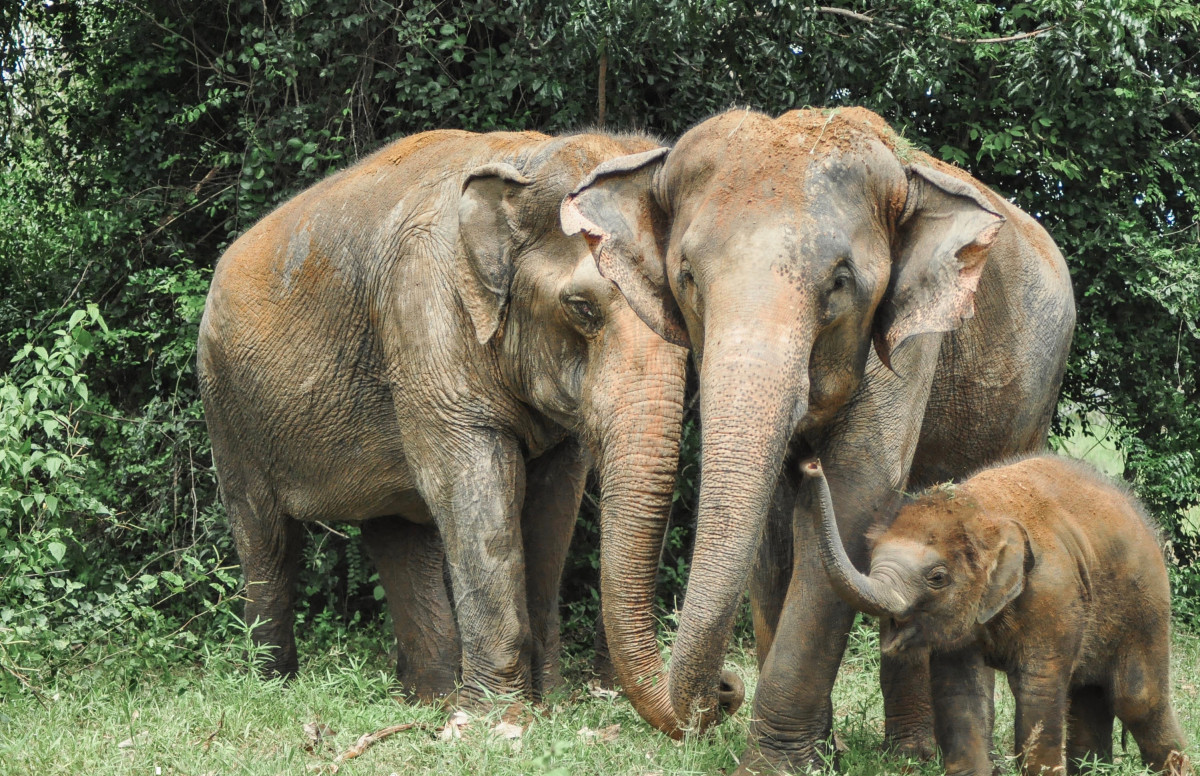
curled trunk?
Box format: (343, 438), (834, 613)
(802, 460), (907, 617)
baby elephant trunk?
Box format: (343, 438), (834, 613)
(802, 460), (908, 618)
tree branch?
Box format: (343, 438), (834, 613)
(813, 6), (1057, 45)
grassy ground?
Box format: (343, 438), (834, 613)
(3, 621), (1198, 775)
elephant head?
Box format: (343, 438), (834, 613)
(559, 108), (1005, 731)
(803, 459), (1036, 654)
(457, 134), (741, 732)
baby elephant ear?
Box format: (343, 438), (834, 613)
(978, 518), (1036, 624)
(458, 163), (531, 344)
(560, 147), (689, 348)
(873, 164), (1005, 370)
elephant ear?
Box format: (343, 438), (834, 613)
(560, 147), (689, 348)
(977, 517), (1036, 624)
(873, 164), (1005, 369)
(458, 163), (531, 344)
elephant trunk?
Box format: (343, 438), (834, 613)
(592, 315), (689, 737)
(667, 323), (809, 732)
(802, 460), (907, 617)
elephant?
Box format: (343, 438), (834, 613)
(560, 107), (1076, 769)
(806, 455), (1191, 776)
(196, 128), (709, 711)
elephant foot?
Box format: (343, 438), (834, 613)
(396, 667), (459, 705)
(257, 653), (299, 681)
(734, 735), (843, 775)
(440, 685), (531, 725)
(884, 730), (937, 762)
(592, 651), (617, 690)
(534, 665), (567, 703)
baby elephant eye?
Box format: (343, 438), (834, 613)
(926, 567), (950, 588)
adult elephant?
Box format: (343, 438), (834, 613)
(197, 129), (721, 712)
(562, 108), (1075, 769)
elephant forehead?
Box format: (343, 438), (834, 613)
(669, 108), (904, 216)
(872, 537), (941, 568)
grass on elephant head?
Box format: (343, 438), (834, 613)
(2, 619), (1198, 776)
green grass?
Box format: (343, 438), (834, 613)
(3, 621), (1198, 775)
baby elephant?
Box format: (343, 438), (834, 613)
(806, 454), (1190, 775)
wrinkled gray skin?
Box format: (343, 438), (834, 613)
(197, 129), (696, 709)
(562, 108), (1076, 771)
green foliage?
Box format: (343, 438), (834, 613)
(0, 308), (233, 692)
(0, 0), (1197, 675)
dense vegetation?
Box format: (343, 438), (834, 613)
(1, 0), (1197, 695)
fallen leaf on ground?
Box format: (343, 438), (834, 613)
(490, 720), (524, 739)
(577, 723), (620, 743)
(302, 721), (336, 754)
(334, 722), (423, 763)
(117, 731), (149, 749)
(439, 710), (472, 741)
(586, 681), (619, 700)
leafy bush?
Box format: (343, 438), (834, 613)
(0, 0), (1196, 678)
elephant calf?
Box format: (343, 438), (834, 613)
(807, 455), (1190, 775)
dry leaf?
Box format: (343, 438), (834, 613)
(439, 710), (471, 741)
(302, 721), (336, 754)
(578, 723), (620, 743)
(117, 731), (149, 749)
(490, 721), (524, 739)
(586, 681), (619, 700)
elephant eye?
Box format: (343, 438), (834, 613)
(678, 260), (695, 287)
(926, 567), (950, 588)
(830, 264), (855, 294)
(564, 295), (602, 332)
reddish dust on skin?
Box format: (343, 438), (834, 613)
(695, 108), (912, 230)
(695, 106), (1063, 277)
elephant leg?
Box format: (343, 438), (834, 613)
(425, 432), (532, 707)
(361, 517), (460, 702)
(740, 532), (856, 774)
(737, 339), (942, 775)
(520, 439), (588, 700)
(931, 648), (995, 776)
(592, 601), (616, 688)
(1010, 661), (1071, 775)
(226, 491), (303, 679)
(881, 628), (938, 760)
(1112, 647), (1189, 774)
(749, 467), (798, 671)
(1065, 685), (1113, 774)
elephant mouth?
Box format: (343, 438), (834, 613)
(880, 616), (918, 655)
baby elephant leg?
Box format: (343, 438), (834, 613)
(1065, 685), (1113, 774)
(363, 517), (460, 701)
(1011, 660), (1071, 775)
(930, 649), (994, 776)
(1112, 647), (1191, 774)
